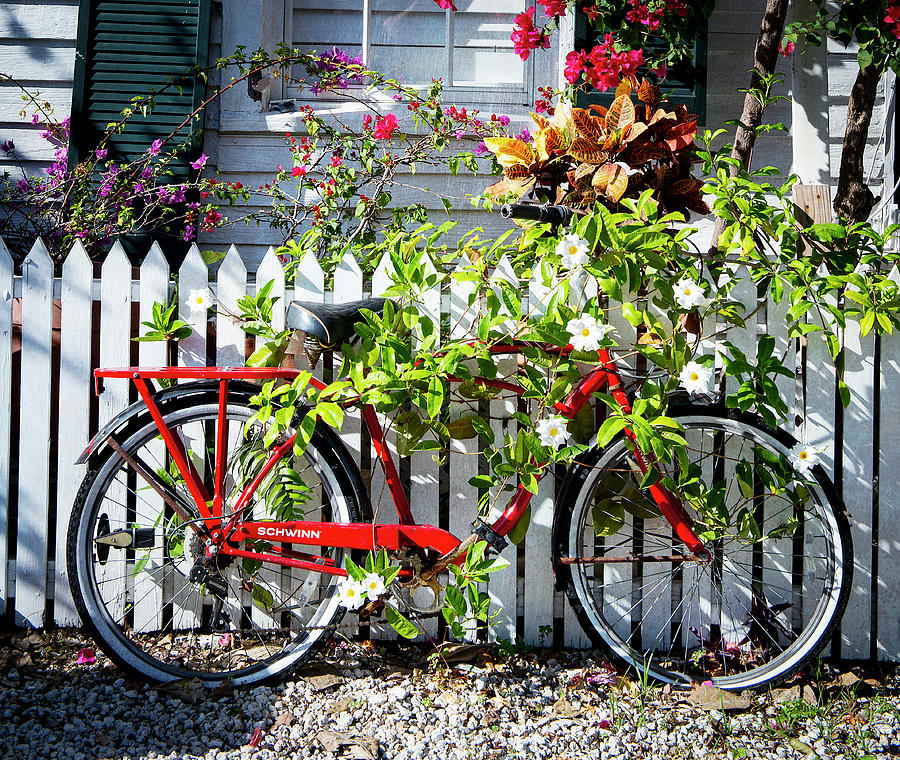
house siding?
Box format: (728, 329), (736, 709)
(0, 2), (78, 176)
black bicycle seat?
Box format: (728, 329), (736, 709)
(286, 297), (388, 346)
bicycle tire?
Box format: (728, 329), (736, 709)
(68, 395), (365, 686)
(553, 405), (852, 690)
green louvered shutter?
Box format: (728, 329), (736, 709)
(70, 0), (212, 179)
(574, 11), (707, 125)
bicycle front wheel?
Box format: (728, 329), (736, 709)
(68, 398), (364, 685)
(554, 406), (852, 690)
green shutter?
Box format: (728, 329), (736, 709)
(573, 12), (707, 125)
(70, 0), (212, 179)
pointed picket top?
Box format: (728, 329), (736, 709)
(450, 253), (478, 338)
(372, 249), (395, 297)
(101, 241), (131, 300)
(256, 246), (286, 330)
(23, 237), (52, 276)
(216, 246), (248, 367)
(294, 249), (325, 301)
(62, 239), (92, 283)
(492, 253), (517, 285)
(143, 240), (169, 276)
(178, 244), (209, 367)
(334, 250), (363, 304)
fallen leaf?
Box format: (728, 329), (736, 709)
(75, 648), (96, 665)
(14, 652), (33, 668)
(552, 696), (579, 718)
(315, 730), (379, 759)
(156, 678), (206, 704)
(327, 696), (355, 715)
(434, 643), (486, 664)
(248, 728), (262, 748)
(19, 633), (42, 648)
(306, 673), (343, 692)
(272, 711), (295, 728)
(787, 738), (816, 755)
(686, 684), (751, 712)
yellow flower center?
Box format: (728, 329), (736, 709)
(582, 328), (591, 337)
(569, 245), (578, 255)
(690, 372), (699, 382)
(683, 287), (692, 295)
(549, 427), (559, 436)
(799, 451), (808, 460)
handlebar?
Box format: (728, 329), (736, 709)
(499, 203), (573, 226)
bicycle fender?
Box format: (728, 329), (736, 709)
(75, 380), (262, 465)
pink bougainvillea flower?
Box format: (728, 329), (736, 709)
(537, 0), (567, 18)
(76, 648), (96, 665)
(511, 6), (550, 61)
(434, 0), (457, 9)
(652, 62), (668, 80)
(291, 165), (307, 177)
(373, 113), (399, 140)
(95, 147), (107, 160)
(779, 40), (795, 55)
(190, 153), (209, 170)
(148, 138), (163, 156)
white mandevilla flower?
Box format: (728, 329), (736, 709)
(789, 443), (821, 475)
(536, 415), (571, 449)
(186, 288), (212, 314)
(679, 361), (712, 396)
(336, 577), (366, 610)
(566, 315), (613, 352)
(556, 234), (590, 269)
(362, 572), (387, 599)
(674, 278), (710, 310)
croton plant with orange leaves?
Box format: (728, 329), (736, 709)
(483, 77), (709, 219)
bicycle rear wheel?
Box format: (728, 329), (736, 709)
(553, 406), (852, 690)
(68, 397), (364, 685)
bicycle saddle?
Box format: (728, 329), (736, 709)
(286, 297), (388, 347)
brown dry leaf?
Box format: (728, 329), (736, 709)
(787, 738), (816, 756)
(14, 652), (33, 668)
(315, 730), (379, 760)
(686, 684), (751, 712)
(156, 678), (206, 704)
(306, 673), (344, 692)
(272, 710), (296, 728)
(19, 632), (43, 648)
(552, 695), (580, 717)
(327, 696), (355, 716)
(435, 643), (487, 664)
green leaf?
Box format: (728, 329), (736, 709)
(592, 500), (625, 537)
(445, 585), (467, 618)
(251, 583), (274, 612)
(317, 402), (344, 429)
(385, 604), (420, 639)
(344, 556), (366, 582)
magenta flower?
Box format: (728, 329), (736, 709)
(149, 139), (163, 156)
(0, 140), (14, 153)
(76, 648), (96, 665)
(96, 148), (107, 160)
(373, 113), (399, 140)
(190, 153), (209, 170)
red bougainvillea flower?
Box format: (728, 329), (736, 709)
(291, 165), (307, 177)
(887, 2), (900, 38)
(434, 0), (457, 9)
(373, 113), (399, 140)
(76, 648), (96, 665)
(779, 40), (795, 55)
(511, 7), (550, 61)
(537, 0), (567, 18)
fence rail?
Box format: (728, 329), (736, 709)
(0, 237), (896, 660)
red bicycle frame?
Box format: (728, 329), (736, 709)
(95, 345), (706, 579)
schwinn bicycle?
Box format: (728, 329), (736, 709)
(67, 210), (852, 690)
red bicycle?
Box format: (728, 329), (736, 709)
(67, 291), (852, 690)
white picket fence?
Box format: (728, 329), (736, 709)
(0, 236), (898, 661)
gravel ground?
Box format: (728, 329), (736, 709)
(2, 630), (900, 760)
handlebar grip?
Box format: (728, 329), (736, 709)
(500, 203), (573, 226)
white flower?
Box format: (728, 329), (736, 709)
(186, 288), (213, 315)
(679, 361), (712, 396)
(536, 415), (571, 449)
(789, 443), (821, 475)
(673, 278), (710, 310)
(362, 572), (387, 599)
(566, 315), (614, 352)
(556, 234), (590, 270)
(336, 577), (366, 610)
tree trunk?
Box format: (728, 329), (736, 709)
(709, 0), (789, 252)
(833, 65), (880, 222)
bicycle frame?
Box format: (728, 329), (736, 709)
(94, 344), (706, 579)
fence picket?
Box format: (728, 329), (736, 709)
(54, 242), (93, 625)
(215, 246), (247, 367)
(0, 239), (11, 616)
(333, 252), (364, 470)
(15, 240), (54, 625)
(878, 266), (900, 659)
(449, 254), (479, 642)
(487, 254), (518, 643)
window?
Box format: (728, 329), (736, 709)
(285, 0), (536, 106)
